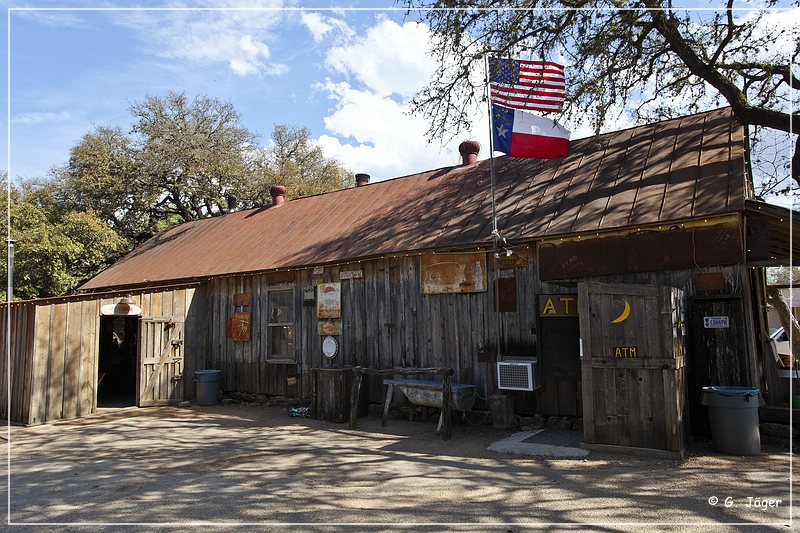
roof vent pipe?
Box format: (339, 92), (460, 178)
(458, 140), (481, 166)
(270, 185), (286, 207)
(355, 173), (370, 187)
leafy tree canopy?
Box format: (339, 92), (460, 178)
(1, 173), (127, 299)
(9, 93), (352, 298)
(408, 0), (798, 196)
(55, 92), (352, 245)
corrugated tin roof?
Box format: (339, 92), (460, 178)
(82, 108), (747, 290)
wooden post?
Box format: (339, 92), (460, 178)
(381, 382), (394, 427)
(349, 366), (363, 430)
(441, 371), (452, 441)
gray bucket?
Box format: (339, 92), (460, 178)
(701, 386), (764, 456)
(194, 370), (222, 406)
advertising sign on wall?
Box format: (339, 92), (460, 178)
(421, 252), (487, 294)
(317, 282), (341, 318)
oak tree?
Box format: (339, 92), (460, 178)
(408, 1), (798, 193)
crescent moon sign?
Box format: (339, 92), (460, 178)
(611, 300), (631, 323)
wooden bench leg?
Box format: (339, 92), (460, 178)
(381, 383), (394, 427)
(436, 410), (444, 434)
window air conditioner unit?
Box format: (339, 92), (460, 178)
(497, 360), (538, 391)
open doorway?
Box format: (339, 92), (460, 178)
(98, 316), (139, 407)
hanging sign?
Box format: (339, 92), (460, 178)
(538, 294), (578, 317)
(421, 252), (487, 294)
(340, 270), (363, 280)
(317, 282), (341, 318)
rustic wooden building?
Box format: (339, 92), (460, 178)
(3, 108), (796, 456)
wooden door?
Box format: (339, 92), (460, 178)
(688, 296), (749, 436)
(138, 319), (184, 407)
(579, 282), (688, 454)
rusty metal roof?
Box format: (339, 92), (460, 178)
(82, 108), (747, 290)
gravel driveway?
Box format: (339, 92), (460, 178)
(1, 405), (794, 532)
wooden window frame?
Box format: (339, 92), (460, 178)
(266, 286), (295, 362)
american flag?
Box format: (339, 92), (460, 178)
(488, 57), (565, 113)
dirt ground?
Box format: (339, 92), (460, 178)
(0, 405), (795, 532)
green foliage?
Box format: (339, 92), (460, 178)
(56, 92), (352, 244)
(1, 174), (126, 299)
(129, 92), (257, 221)
(8, 92), (352, 298)
(55, 126), (152, 241)
(250, 124), (354, 202)
(766, 266), (800, 286)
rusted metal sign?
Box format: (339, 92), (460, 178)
(539, 221), (742, 281)
(230, 312), (251, 342)
(421, 252), (487, 294)
(318, 320), (342, 336)
(495, 277), (517, 312)
(233, 292), (252, 307)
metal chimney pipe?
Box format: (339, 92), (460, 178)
(269, 185), (286, 207)
(458, 140), (481, 166)
(355, 173), (370, 187)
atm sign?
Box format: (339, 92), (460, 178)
(539, 294), (578, 317)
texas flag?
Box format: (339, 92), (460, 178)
(491, 104), (570, 159)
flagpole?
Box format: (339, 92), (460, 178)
(484, 55), (503, 363)
(484, 56), (499, 243)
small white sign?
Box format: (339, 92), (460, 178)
(312, 266), (324, 275)
(339, 270), (363, 280)
(703, 316), (730, 329)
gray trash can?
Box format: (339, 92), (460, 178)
(195, 370), (222, 406)
(701, 386), (764, 455)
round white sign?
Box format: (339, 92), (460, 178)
(322, 336), (338, 359)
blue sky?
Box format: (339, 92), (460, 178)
(2, 1), (799, 198)
(5, 2), (482, 183)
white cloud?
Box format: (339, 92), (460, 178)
(316, 80), (490, 180)
(12, 111), (72, 125)
(300, 12), (333, 43)
(308, 17), (491, 180)
(300, 11), (355, 44)
(13, 10), (90, 29)
(325, 16), (437, 98)
(113, 0), (288, 78)
(228, 34), (283, 77)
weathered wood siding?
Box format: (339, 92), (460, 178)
(0, 303), (36, 424)
(205, 250), (751, 419)
(0, 285), (204, 425)
(26, 299), (96, 424)
(205, 255), (515, 403)
(205, 276), (300, 396)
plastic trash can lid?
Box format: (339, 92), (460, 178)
(702, 386), (760, 397)
(195, 369), (222, 375)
